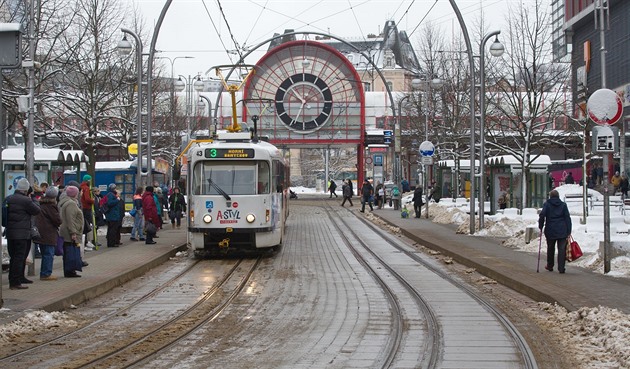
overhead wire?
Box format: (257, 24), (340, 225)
(242, 0), (269, 47)
(200, 0), (236, 64)
(215, 0), (244, 62)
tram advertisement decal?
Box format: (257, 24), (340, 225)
(217, 209), (240, 224)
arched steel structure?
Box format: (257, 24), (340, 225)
(210, 31), (398, 123)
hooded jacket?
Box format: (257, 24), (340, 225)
(59, 195), (84, 242)
(33, 196), (62, 246)
(538, 196), (572, 240)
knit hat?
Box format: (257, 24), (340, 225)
(65, 185), (79, 198)
(67, 180), (80, 188)
(108, 183), (117, 191)
(16, 178), (30, 191)
(82, 174), (92, 182)
(45, 186), (59, 198)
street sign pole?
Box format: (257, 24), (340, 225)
(588, 87), (623, 274)
(419, 141), (435, 219)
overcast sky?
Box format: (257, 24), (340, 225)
(135, 0), (541, 79)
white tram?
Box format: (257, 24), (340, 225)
(186, 132), (289, 256)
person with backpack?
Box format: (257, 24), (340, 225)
(328, 179), (338, 198)
(4, 178), (41, 289)
(102, 183), (122, 248)
(391, 186), (401, 210)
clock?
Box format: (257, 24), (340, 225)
(274, 73), (333, 133)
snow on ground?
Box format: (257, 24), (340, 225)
(1, 184), (629, 368)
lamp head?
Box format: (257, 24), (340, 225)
(430, 78), (443, 89)
(193, 76), (205, 92)
(117, 35), (133, 56)
(173, 77), (185, 92)
(489, 37), (505, 57)
(411, 78), (422, 90)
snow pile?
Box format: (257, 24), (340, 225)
(532, 303), (630, 368)
(0, 310), (78, 343)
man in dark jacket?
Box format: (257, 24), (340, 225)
(412, 187), (423, 218)
(5, 178), (41, 289)
(103, 183), (122, 248)
(538, 189), (572, 274)
(360, 179), (374, 213)
(168, 187), (186, 229)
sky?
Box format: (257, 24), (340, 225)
(134, 0), (534, 80)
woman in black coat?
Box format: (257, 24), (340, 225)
(538, 189), (572, 274)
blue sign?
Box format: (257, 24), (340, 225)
(206, 200), (214, 209)
(419, 140), (435, 157)
(374, 154), (383, 166)
(383, 130), (393, 145)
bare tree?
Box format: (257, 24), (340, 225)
(486, 0), (572, 208)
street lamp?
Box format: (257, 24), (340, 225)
(197, 95), (215, 137)
(117, 29), (143, 187)
(395, 78), (422, 186)
(174, 75), (205, 139)
(479, 31), (504, 229)
(155, 56), (194, 129)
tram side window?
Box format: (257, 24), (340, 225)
(257, 161), (270, 194)
(272, 160), (286, 193)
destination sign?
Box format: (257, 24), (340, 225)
(205, 148), (255, 159)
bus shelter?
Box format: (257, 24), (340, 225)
(437, 159), (479, 200)
(487, 155), (551, 213)
(1, 147), (88, 197)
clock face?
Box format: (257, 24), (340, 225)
(274, 73), (333, 133)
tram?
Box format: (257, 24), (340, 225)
(185, 131), (289, 256)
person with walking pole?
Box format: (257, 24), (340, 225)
(538, 189), (572, 274)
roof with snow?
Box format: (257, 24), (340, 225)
(1, 147), (88, 164)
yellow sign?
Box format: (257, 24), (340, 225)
(128, 143), (138, 155)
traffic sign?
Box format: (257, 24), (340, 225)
(419, 140), (435, 157)
(587, 88), (623, 125)
(420, 156), (433, 165)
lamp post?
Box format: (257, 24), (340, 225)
(117, 28), (143, 187)
(155, 56), (194, 130)
(174, 75), (205, 140)
(197, 95), (215, 137)
(478, 31), (504, 229)
(422, 78), (442, 219)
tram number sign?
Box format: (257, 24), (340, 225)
(205, 148), (255, 159)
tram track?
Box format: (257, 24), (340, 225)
(0, 259), (203, 363)
(0, 257), (262, 369)
(351, 211), (538, 369)
(326, 202), (538, 369)
(324, 203), (440, 369)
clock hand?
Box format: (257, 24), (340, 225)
(292, 101), (305, 125)
(291, 89), (305, 104)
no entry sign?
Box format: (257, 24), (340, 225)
(587, 88), (623, 125)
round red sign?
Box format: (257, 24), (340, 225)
(587, 88), (623, 125)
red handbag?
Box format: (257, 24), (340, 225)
(566, 235), (583, 262)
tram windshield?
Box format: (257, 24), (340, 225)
(192, 161), (270, 195)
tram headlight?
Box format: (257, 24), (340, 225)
(202, 214), (212, 223)
(266, 209), (270, 222)
(246, 213), (256, 223)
